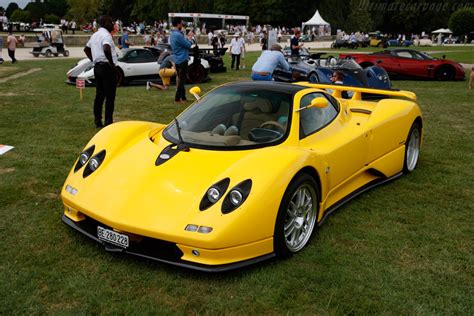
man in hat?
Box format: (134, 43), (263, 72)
(251, 44), (290, 81)
(229, 32), (245, 70)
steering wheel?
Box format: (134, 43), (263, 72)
(260, 121), (286, 133)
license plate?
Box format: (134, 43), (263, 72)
(97, 226), (129, 248)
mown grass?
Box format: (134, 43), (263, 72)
(0, 52), (473, 314)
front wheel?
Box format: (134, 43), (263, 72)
(435, 66), (455, 81)
(274, 173), (319, 257)
(403, 121), (421, 173)
(63, 50), (70, 57)
(45, 50), (52, 58)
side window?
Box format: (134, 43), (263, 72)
(299, 92), (338, 138)
(396, 51), (412, 59)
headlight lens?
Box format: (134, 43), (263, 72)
(229, 190), (243, 206)
(222, 179), (252, 214)
(74, 145), (95, 172)
(83, 150), (106, 177)
(207, 187), (221, 203)
(89, 157), (100, 171)
(199, 178), (230, 211)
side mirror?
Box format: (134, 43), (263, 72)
(295, 97), (328, 112)
(310, 97), (329, 108)
(189, 86), (201, 100)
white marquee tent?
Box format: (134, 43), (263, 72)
(301, 10), (331, 36)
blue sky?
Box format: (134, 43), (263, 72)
(0, 0), (31, 10)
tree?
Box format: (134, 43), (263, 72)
(44, 13), (60, 24)
(449, 7), (474, 36)
(67, 0), (101, 23)
(6, 2), (19, 18)
(10, 9), (31, 22)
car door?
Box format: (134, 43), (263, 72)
(121, 49), (159, 79)
(372, 52), (398, 73)
(298, 92), (370, 207)
(393, 50), (427, 77)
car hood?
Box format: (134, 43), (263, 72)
(62, 126), (295, 246)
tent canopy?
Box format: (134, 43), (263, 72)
(432, 28), (453, 34)
(302, 10), (330, 27)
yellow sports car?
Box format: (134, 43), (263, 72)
(61, 82), (422, 271)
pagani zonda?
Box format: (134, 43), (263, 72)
(61, 81), (422, 272)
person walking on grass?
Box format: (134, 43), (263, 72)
(84, 15), (119, 128)
(7, 32), (18, 63)
(147, 50), (175, 91)
(229, 33), (246, 70)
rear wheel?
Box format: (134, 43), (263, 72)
(32, 53), (39, 58)
(274, 173), (319, 257)
(403, 121), (421, 173)
(308, 72), (319, 83)
(435, 65), (455, 81)
(187, 64), (206, 84)
(63, 50), (70, 57)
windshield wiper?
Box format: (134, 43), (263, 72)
(174, 118), (190, 152)
(155, 119), (189, 166)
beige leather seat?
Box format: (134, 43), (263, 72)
(233, 97), (275, 139)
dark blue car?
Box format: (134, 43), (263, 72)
(273, 55), (391, 90)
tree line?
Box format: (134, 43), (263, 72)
(1, 0), (473, 35)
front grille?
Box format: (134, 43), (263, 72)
(64, 214), (183, 263)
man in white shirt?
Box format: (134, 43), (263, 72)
(229, 33), (245, 70)
(84, 15), (118, 128)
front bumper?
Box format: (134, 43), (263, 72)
(62, 212), (275, 272)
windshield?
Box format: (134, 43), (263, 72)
(163, 85), (294, 149)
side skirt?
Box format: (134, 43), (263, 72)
(317, 172), (403, 227)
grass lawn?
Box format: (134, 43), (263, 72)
(0, 52), (473, 314)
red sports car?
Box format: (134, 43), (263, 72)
(340, 49), (465, 81)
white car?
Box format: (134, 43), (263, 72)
(66, 44), (210, 86)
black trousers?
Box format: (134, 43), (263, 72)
(8, 49), (16, 63)
(231, 54), (240, 70)
(93, 63), (117, 125)
(175, 62), (188, 101)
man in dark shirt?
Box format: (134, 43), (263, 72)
(290, 30), (303, 58)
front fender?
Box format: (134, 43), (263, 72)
(191, 146), (318, 249)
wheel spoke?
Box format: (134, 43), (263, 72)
(284, 218), (295, 231)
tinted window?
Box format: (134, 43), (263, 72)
(124, 50), (155, 63)
(299, 92), (338, 138)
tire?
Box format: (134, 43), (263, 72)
(274, 173), (320, 257)
(32, 53), (39, 58)
(64, 50), (70, 57)
(403, 121), (421, 173)
(53, 53), (59, 57)
(187, 64), (206, 84)
(435, 65), (455, 81)
(45, 50), (52, 58)
(308, 72), (319, 83)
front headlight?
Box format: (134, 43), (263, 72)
(199, 178), (230, 211)
(222, 179), (252, 214)
(74, 145), (95, 172)
(83, 150), (106, 177)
